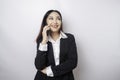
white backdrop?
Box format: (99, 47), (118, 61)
(0, 0), (120, 80)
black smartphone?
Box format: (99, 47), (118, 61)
(47, 29), (51, 36)
(46, 24), (51, 36)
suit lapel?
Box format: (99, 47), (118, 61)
(48, 42), (55, 66)
(59, 38), (66, 64)
(48, 38), (67, 65)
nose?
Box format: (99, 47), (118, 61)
(53, 19), (57, 24)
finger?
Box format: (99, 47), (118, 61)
(43, 26), (48, 30)
(43, 26), (50, 32)
(46, 27), (50, 31)
(47, 23), (52, 27)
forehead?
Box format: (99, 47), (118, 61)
(48, 12), (60, 17)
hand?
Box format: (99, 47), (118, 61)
(41, 67), (47, 74)
(41, 24), (51, 44)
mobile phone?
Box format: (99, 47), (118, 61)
(47, 29), (51, 36)
(46, 24), (51, 36)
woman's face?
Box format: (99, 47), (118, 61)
(46, 12), (62, 33)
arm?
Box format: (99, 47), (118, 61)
(34, 41), (47, 70)
(51, 34), (78, 77)
(35, 25), (51, 70)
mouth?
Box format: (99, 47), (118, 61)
(52, 25), (59, 28)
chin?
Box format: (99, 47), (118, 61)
(51, 29), (60, 33)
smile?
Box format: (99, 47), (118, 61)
(52, 25), (59, 28)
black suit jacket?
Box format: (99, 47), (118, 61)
(34, 33), (78, 80)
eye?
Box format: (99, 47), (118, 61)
(57, 17), (61, 20)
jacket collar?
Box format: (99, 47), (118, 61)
(48, 31), (68, 43)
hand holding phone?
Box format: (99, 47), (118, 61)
(41, 24), (51, 44)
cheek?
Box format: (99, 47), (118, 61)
(58, 21), (62, 25)
(46, 19), (52, 24)
(47, 21), (52, 24)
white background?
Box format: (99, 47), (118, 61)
(0, 0), (120, 80)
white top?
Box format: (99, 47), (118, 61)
(39, 31), (68, 77)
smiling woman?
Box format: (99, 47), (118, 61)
(34, 10), (78, 80)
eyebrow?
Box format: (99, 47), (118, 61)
(49, 16), (53, 18)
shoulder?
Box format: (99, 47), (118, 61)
(64, 33), (75, 41)
(64, 33), (76, 45)
(65, 33), (75, 38)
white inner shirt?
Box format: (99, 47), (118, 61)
(48, 34), (61, 65)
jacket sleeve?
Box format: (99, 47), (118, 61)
(51, 34), (78, 77)
(34, 41), (47, 70)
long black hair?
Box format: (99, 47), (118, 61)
(36, 10), (63, 43)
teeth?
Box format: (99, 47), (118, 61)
(53, 25), (58, 28)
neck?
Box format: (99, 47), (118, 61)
(50, 32), (60, 41)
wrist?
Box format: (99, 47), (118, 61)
(41, 40), (47, 44)
(41, 68), (46, 74)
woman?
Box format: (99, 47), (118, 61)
(34, 10), (78, 80)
